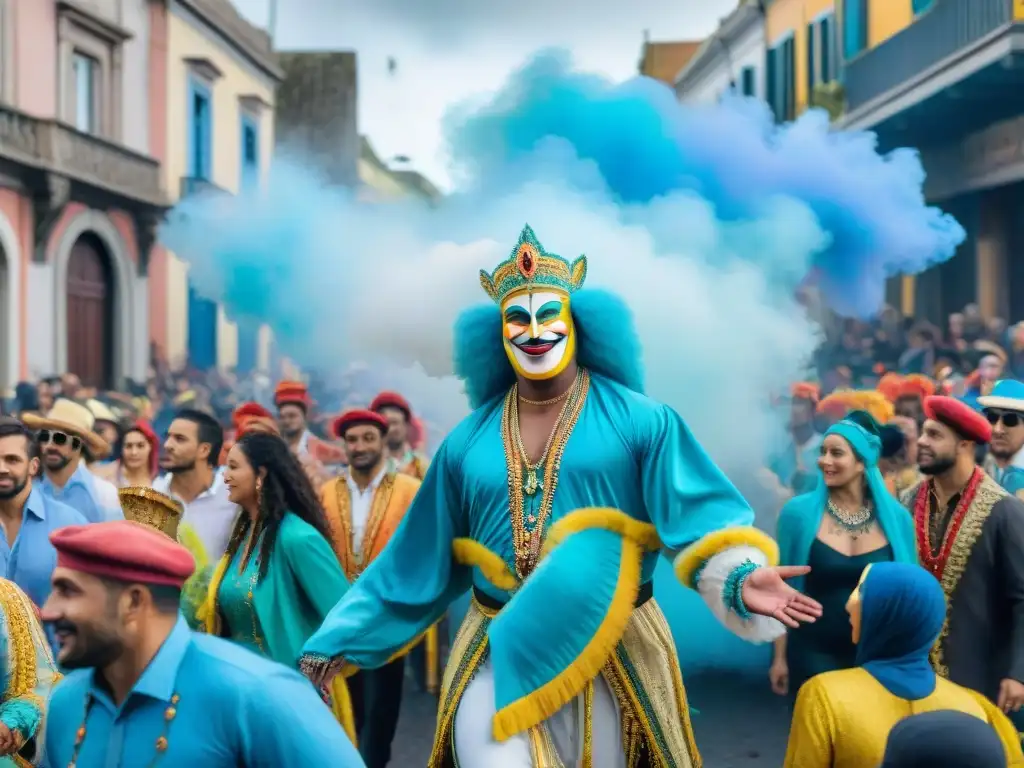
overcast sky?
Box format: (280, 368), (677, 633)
(230, 0), (738, 189)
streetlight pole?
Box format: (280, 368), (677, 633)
(267, 0), (278, 46)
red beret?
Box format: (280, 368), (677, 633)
(50, 521), (196, 588)
(274, 381), (311, 409)
(232, 401), (273, 428)
(332, 409), (389, 439)
(923, 396), (992, 444)
(370, 391), (412, 417)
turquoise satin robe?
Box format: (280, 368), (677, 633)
(45, 617), (365, 767)
(304, 373), (754, 680)
(212, 514), (348, 667)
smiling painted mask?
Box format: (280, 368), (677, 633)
(479, 225), (588, 380)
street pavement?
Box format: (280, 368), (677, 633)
(391, 670), (790, 766)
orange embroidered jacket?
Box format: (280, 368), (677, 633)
(320, 471), (421, 581)
(389, 451), (429, 482)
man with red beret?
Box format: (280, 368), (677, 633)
(318, 409), (420, 768)
(274, 381), (345, 467)
(41, 520), (365, 767)
(903, 395), (1024, 722)
(369, 391), (429, 481)
(218, 401), (279, 465)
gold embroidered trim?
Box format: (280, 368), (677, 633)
(0, 579), (48, 720)
(359, 473), (396, 570)
(333, 473), (397, 579)
(331, 479), (355, 577)
(931, 473), (1005, 677)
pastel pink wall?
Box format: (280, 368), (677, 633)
(44, 205), (139, 266)
(12, 1), (58, 117)
(147, 1), (169, 353)
(0, 189), (34, 379)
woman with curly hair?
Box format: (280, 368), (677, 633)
(194, 431), (355, 740)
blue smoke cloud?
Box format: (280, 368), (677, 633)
(160, 49), (959, 470)
(449, 50), (964, 316)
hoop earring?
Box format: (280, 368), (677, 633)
(255, 478), (264, 506)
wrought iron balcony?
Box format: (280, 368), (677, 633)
(0, 105), (164, 206)
(843, 0), (1016, 114)
(179, 176), (230, 199)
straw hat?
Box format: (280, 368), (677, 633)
(85, 398), (118, 424)
(22, 399), (111, 459)
(118, 486), (184, 540)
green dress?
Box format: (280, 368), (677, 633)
(205, 513), (350, 668)
(218, 542), (267, 654)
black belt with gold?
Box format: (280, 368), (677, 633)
(472, 580), (654, 612)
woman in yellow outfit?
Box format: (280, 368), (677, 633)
(784, 561), (1024, 767)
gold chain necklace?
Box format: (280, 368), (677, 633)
(518, 385), (573, 407)
(511, 370), (580, 495)
(501, 369), (590, 577)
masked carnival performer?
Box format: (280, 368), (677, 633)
(902, 396), (1024, 722)
(300, 225), (821, 768)
(43, 521), (365, 767)
(319, 409), (420, 768)
(369, 391), (442, 698)
(0, 577), (60, 766)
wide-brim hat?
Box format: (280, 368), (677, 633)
(118, 486), (184, 540)
(85, 398), (119, 424)
(22, 398), (111, 459)
(977, 379), (1024, 413)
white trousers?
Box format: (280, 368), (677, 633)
(453, 660), (626, 768)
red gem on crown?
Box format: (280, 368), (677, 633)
(517, 245), (538, 278)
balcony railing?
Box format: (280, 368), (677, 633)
(179, 176), (229, 199)
(844, 0), (1016, 113)
(0, 105), (164, 205)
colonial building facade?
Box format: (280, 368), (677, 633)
(839, 0), (1024, 324)
(160, 0), (281, 374)
(0, 0), (167, 388)
(674, 1), (766, 105)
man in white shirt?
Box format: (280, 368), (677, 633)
(152, 409), (238, 559)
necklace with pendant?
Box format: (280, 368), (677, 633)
(825, 497), (874, 536)
(511, 371), (580, 497)
(501, 369), (589, 577)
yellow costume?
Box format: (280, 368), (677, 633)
(784, 668), (1023, 767)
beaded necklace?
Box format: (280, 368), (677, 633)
(68, 692), (180, 767)
(913, 467), (983, 579)
(501, 369), (589, 578)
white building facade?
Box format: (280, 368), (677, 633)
(674, 3), (765, 105)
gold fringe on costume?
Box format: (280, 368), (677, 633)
(430, 595), (702, 767)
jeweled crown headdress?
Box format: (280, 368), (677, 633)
(479, 224), (588, 304)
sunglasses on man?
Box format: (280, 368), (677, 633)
(37, 430), (82, 451)
(984, 409), (1023, 429)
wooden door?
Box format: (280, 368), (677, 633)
(66, 234), (112, 388)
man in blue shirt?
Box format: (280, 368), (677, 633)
(23, 400), (123, 523)
(0, 417), (86, 609)
(42, 520), (365, 767)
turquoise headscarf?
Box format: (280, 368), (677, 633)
(776, 418), (918, 591)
